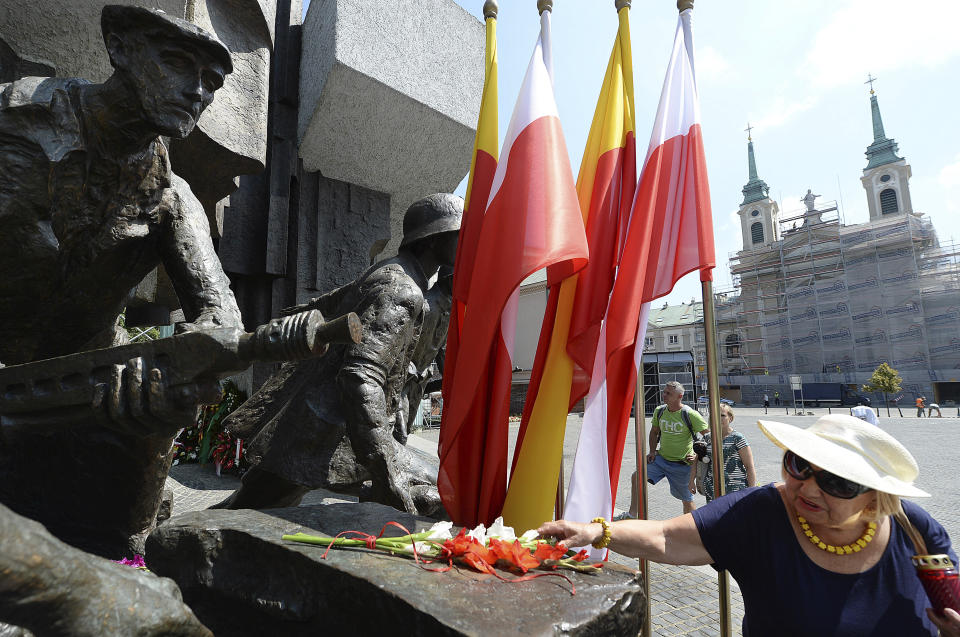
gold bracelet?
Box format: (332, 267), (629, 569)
(591, 517), (612, 549)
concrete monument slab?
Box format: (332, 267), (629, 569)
(298, 0), (483, 256)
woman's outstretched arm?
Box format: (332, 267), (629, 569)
(537, 514), (714, 566)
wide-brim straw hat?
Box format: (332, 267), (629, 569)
(757, 414), (929, 498)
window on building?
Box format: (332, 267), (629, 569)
(668, 334), (679, 345)
(645, 337), (654, 347)
(751, 221), (764, 244)
(725, 333), (741, 357)
(880, 188), (899, 214)
(696, 331), (704, 342)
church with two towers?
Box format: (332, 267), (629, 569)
(717, 85), (960, 406)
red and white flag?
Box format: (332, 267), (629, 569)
(564, 8), (715, 556)
(439, 8), (587, 528)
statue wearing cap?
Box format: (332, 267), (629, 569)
(0, 5), (242, 557)
(0, 6), (243, 634)
(214, 194), (463, 517)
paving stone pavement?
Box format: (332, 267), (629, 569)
(166, 407), (960, 636)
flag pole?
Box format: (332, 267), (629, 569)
(682, 0), (731, 627)
(540, 0), (564, 525)
(605, 0), (650, 631)
(634, 367), (651, 637)
(701, 279), (732, 637)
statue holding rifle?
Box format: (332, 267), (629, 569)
(216, 194), (462, 517)
(0, 5), (244, 558)
(0, 6), (354, 635)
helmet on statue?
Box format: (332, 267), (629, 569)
(399, 193), (463, 248)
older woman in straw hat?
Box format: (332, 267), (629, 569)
(539, 414), (960, 636)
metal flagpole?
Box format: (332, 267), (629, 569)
(701, 279), (731, 637)
(612, 0), (648, 632)
(634, 367), (651, 637)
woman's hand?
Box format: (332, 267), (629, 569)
(688, 479), (696, 495)
(537, 519), (601, 549)
(927, 608), (960, 636)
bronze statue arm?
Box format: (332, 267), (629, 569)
(159, 173), (242, 332)
(0, 502), (212, 636)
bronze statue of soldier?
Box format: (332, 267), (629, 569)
(0, 5), (241, 557)
(0, 6), (245, 633)
(396, 265), (453, 443)
(217, 194), (462, 517)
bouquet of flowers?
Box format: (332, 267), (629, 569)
(283, 517), (600, 594)
(172, 381), (247, 474)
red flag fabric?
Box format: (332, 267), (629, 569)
(438, 10), (507, 528)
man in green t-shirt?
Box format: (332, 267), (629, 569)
(645, 381), (708, 514)
(616, 381), (708, 519)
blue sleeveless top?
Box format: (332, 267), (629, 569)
(692, 484), (955, 636)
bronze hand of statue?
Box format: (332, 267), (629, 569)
(174, 307), (243, 335)
(91, 357), (222, 437)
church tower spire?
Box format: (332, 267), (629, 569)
(737, 124), (779, 251)
(741, 123), (770, 205)
(863, 74), (902, 170)
(860, 75), (912, 220)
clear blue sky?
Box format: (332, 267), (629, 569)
(306, 0), (960, 306)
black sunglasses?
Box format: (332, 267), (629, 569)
(783, 450), (872, 499)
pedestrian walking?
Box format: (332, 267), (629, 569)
(763, 393), (770, 410)
(689, 404), (756, 502)
(618, 381), (707, 518)
(774, 390), (780, 406)
(916, 396), (926, 418)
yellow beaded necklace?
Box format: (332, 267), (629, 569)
(797, 515), (877, 555)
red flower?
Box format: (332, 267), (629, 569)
(462, 549), (496, 574)
(489, 538), (541, 574)
(570, 549), (590, 562)
(441, 529), (474, 558)
(533, 542), (567, 563)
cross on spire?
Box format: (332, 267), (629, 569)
(744, 121), (754, 141)
(865, 73), (877, 95)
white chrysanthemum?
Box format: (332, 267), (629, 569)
(426, 520), (453, 541)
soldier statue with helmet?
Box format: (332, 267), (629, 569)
(215, 193), (463, 517)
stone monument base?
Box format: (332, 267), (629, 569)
(146, 503), (644, 636)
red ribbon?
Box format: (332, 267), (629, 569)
(318, 521), (452, 572)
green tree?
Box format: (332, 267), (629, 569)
(862, 363), (902, 417)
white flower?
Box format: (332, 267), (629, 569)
(467, 522), (486, 544)
(397, 541), (438, 557)
(425, 520), (453, 541)
(485, 516), (516, 542)
(519, 529), (539, 542)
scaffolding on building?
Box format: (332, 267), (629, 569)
(724, 204), (960, 403)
